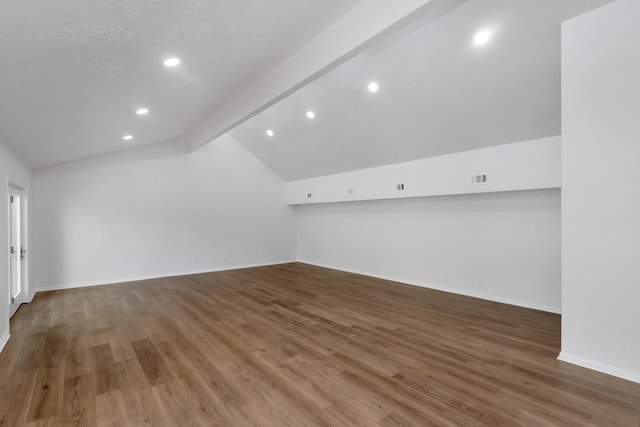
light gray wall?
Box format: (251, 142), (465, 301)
(31, 136), (296, 291)
(560, 0), (640, 382)
(297, 189), (561, 313)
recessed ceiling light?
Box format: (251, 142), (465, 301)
(164, 57), (181, 67)
(266, 129), (274, 137)
(306, 111), (315, 119)
(123, 135), (133, 141)
(474, 30), (491, 45)
(136, 108), (149, 116)
(368, 82), (379, 93)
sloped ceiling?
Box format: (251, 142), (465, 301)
(0, 0), (362, 168)
(230, 0), (614, 181)
(0, 0), (614, 174)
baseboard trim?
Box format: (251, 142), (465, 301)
(558, 352), (640, 384)
(0, 331), (10, 353)
(25, 289), (36, 303)
(298, 260), (561, 314)
(35, 260), (297, 293)
(34, 259), (561, 314)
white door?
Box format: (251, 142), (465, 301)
(9, 191), (23, 317)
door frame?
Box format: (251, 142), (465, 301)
(8, 185), (27, 318)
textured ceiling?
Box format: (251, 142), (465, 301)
(0, 0), (362, 168)
(230, 0), (614, 181)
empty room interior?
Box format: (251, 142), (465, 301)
(1, 0), (640, 425)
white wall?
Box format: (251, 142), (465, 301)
(293, 137), (561, 313)
(560, 0), (640, 383)
(297, 189), (561, 313)
(0, 137), (32, 351)
(287, 137), (560, 205)
(31, 135), (296, 290)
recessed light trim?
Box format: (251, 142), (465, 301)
(474, 30), (491, 45)
(306, 111), (315, 119)
(164, 57), (181, 67)
(123, 135), (133, 141)
(266, 129), (274, 137)
(136, 108), (149, 116)
(368, 82), (379, 93)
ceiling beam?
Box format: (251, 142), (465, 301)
(185, 0), (469, 152)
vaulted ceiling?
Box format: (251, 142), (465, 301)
(230, 0), (614, 180)
(0, 0), (614, 175)
(0, 0), (361, 168)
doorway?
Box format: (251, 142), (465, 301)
(8, 188), (26, 317)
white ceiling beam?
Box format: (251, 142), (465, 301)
(185, 0), (469, 152)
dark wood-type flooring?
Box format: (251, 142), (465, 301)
(1, 263), (639, 426)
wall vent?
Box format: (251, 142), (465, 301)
(471, 174), (488, 184)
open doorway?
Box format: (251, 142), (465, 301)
(8, 187), (26, 317)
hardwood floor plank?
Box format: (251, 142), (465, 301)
(64, 322), (90, 381)
(153, 341), (230, 426)
(0, 368), (39, 426)
(61, 374), (96, 427)
(1, 263), (639, 426)
(25, 414), (62, 427)
(130, 339), (173, 387)
(378, 410), (423, 427)
(152, 382), (208, 427)
(0, 336), (21, 387)
(14, 332), (47, 372)
(27, 365), (64, 423)
(95, 389), (130, 427)
(89, 344), (119, 396)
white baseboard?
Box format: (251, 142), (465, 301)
(35, 260), (297, 293)
(25, 289), (36, 303)
(38, 259), (561, 314)
(558, 352), (640, 384)
(0, 330), (10, 353)
(298, 260), (561, 314)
